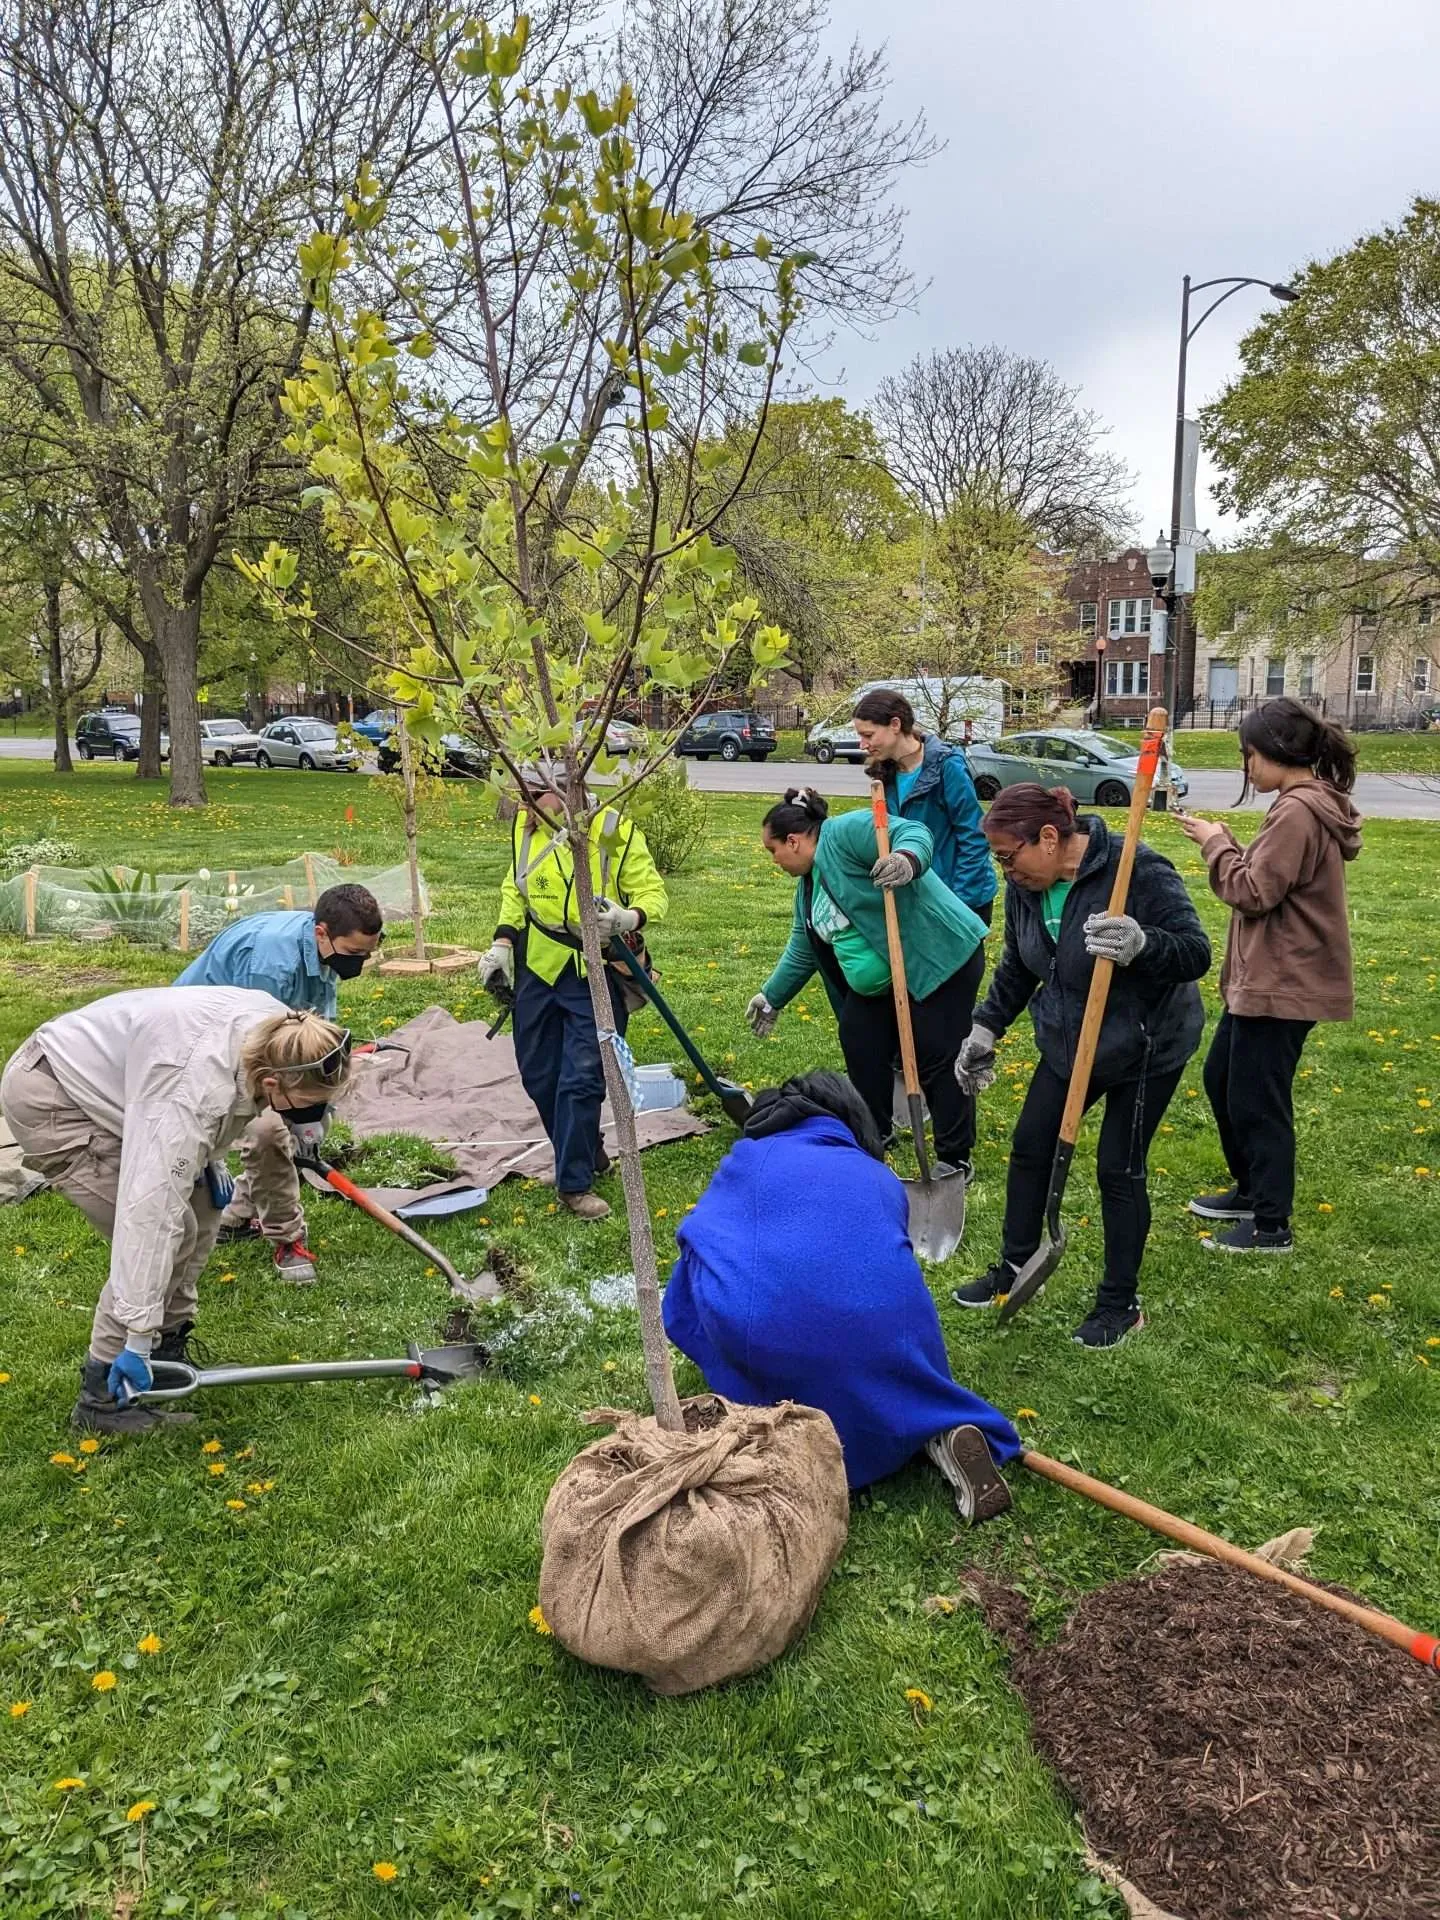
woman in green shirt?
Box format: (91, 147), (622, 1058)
(745, 789), (989, 1174)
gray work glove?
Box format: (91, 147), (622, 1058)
(745, 992), (778, 1038)
(1084, 912), (1148, 967)
(870, 851), (917, 890)
(953, 1022), (999, 1096)
(594, 897), (641, 940)
(478, 942), (514, 990)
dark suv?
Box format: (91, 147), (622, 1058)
(675, 709), (777, 763)
(75, 711), (169, 762)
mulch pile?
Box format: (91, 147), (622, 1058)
(967, 1559), (1440, 1920)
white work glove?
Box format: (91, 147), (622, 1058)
(594, 897), (641, 940)
(745, 992), (778, 1038)
(953, 1022), (999, 1096)
(1084, 912), (1148, 967)
(478, 942), (514, 990)
(869, 851), (916, 890)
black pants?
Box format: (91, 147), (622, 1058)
(1202, 1010), (1314, 1230)
(1001, 1056), (1186, 1312)
(512, 959), (629, 1194)
(838, 946), (986, 1169)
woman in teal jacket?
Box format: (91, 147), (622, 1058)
(746, 788), (988, 1172)
(854, 689), (997, 922)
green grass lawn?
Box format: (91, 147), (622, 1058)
(1167, 727), (1440, 773)
(1, 764), (1437, 1919)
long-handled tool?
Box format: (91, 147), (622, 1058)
(135, 1339), (487, 1404)
(870, 782), (968, 1263)
(298, 1150), (501, 1304)
(1021, 1448), (1439, 1670)
(996, 706), (1168, 1323)
(606, 938), (754, 1128)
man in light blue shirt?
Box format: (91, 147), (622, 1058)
(175, 885), (383, 1281)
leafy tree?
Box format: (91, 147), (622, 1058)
(872, 345), (1133, 549)
(242, 21), (801, 1430)
(1203, 198), (1440, 653)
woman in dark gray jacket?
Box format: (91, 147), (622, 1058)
(951, 784), (1211, 1348)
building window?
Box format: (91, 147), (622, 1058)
(995, 641), (1022, 668)
(1033, 639), (1052, 666)
(1355, 654), (1376, 694)
(1265, 657), (1285, 696)
(1415, 656), (1432, 694)
(1105, 659), (1150, 697)
(1078, 602), (1097, 635)
(1358, 607), (1379, 631)
(1418, 597), (1434, 627)
(1107, 596), (1152, 638)
(1299, 656), (1317, 698)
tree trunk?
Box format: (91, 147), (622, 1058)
(45, 581), (73, 774)
(568, 808), (684, 1432)
(396, 722), (427, 961)
(157, 602), (206, 806)
(136, 642), (165, 780)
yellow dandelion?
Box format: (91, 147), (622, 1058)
(655, 1207), (669, 1218)
(49, 1452), (77, 1467)
(234, 1446), (253, 1460)
(91, 1671), (117, 1692)
(207, 1462), (226, 1477)
(246, 1481), (266, 1495)
(1329, 1287), (1344, 1299)
(1422, 1100), (1434, 1110)
(12, 1245), (25, 1257)
(126, 1800), (156, 1822)
(528, 1393), (542, 1406)
(1419, 1355), (1431, 1369)
(528, 1604), (553, 1636)
(261, 1479), (276, 1492)
(201, 1439), (223, 1454)
(226, 1499), (247, 1512)
(53, 1777), (86, 1792)
(136, 1634), (162, 1656)
(904, 1687), (933, 1711)
(1427, 1338), (1440, 1349)
(9, 1701), (30, 1718)
(372, 1862), (398, 1882)
(77, 1438), (100, 1455)
(0, 1373), (10, 1385)
(1417, 1167), (1432, 1178)
(1317, 1203), (1333, 1213)
(1366, 1292), (1389, 1308)
(602, 1360), (617, 1373)
(218, 1272), (236, 1284)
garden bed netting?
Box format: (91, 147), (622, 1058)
(0, 854), (427, 949)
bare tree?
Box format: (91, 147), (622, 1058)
(872, 345), (1132, 548)
(616, 0), (938, 333)
(0, 0), (450, 805)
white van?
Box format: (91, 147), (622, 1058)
(803, 676), (1006, 764)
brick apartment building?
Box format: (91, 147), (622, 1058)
(1052, 546), (1161, 724)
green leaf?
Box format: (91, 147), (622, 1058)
(737, 341), (768, 367)
(409, 333), (435, 360)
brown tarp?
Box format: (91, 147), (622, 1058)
(332, 1007), (705, 1192)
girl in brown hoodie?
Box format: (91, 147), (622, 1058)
(1176, 699), (1362, 1252)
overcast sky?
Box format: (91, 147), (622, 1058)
(812, 0), (1439, 543)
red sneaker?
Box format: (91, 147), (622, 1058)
(273, 1240), (318, 1286)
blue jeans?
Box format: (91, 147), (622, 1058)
(512, 959), (629, 1194)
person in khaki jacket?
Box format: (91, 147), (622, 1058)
(1177, 699), (1362, 1253)
(0, 993), (354, 1434)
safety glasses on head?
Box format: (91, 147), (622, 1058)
(268, 1028), (354, 1086)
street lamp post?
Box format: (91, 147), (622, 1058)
(1093, 635), (1107, 729)
(1160, 274), (1299, 723)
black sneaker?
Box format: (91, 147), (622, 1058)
(1202, 1220), (1294, 1254)
(70, 1359), (195, 1435)
(925, 1425), (1013, 1524)
(951, 1260), (1017, 1309)
(216, 1215), (261, 1244)
(1187, 1185), (1254, 1222)
(1072, 1306), (1145, 1350)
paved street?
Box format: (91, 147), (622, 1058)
(4, 732), (1440, 818)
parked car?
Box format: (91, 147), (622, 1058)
(199, 717), (262, 766)
(351, 710), (397, 746)
(804, 676), (1007, 763)
(377, 731), (490, 779)
(965, 729), (1189, 806)
(254, 718), (359, 771)
(75, 712), (170, 762)
(675, 709), (777, 762)
(605, 717), (647, 755)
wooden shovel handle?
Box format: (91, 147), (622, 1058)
(870, 781), (921, 1101)
(1022, 1448), (1440, 1670)
(1057, 706), (1168, 1147)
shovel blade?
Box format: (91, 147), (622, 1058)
(902, 1164), (968, 1264)
(995, 1228), (1068, 1324)
(717, 1081), (755, 1128)
(411, 1341), (488, 1386)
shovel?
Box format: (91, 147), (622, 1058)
(298, 1150), (502, 1305)
(135, 1339), (488, 1404)
(870, 782), (968, 1263)
(996, 706), (1169, 1324)
(606, 938), (755, 1128)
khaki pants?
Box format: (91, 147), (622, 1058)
(221, 1107), (305, 1244)
(0, 1038), (222, 1363)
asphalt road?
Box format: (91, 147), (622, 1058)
(3, 733), (1440, 818)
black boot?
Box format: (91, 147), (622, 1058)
(70, 1358), (194, 1435)
(152, 1320), (217, 1366)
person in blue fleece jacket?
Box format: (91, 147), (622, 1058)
(662, 1071), (1019, 1523)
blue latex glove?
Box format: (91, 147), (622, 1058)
(107, 1347), (153, 1407)
(202, 1161), (235, 1211)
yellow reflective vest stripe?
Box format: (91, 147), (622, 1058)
(497, 810), (668, 986)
